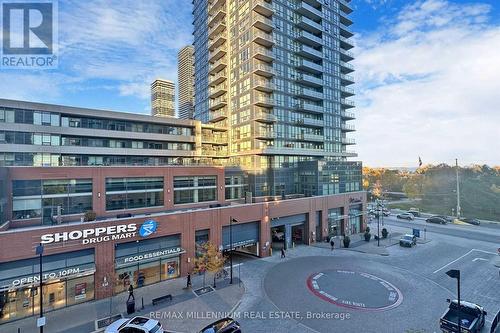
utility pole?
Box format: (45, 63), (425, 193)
(455, 158), (461, 218)
(36, 244), (44, 333)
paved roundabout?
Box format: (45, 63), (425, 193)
(263, 255), (453, 333)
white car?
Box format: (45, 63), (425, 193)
(105, 316), (164, 333)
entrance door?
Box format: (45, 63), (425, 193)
(271, 225), (285, 251)
(42, 206), (54, 225)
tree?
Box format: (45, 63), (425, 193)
(192, 242), (226, 288)
(84, 210), (96, 222)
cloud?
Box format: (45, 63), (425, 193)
(0, 0), (192, 105)
(353, 0), (500, 167)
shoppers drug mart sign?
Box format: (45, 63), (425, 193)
(40, 220), (157, 245)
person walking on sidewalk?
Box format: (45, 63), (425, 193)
(186, 272), (192, 289)
(127, 284), (135, 302)
(281, 247), (286, 258)
(330, 237), (335, 251)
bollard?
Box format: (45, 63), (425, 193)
(141, 297), (144, 310)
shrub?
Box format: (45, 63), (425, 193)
(343, 235), (351, 248)
(382, 228), (388, 238)
(364, 232), (372, 242)
(84, 210), (96, 222)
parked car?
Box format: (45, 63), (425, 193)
(432, 215), (453, 222)
(399, 234), (417, 247)
(407, 209), (421, 217)
(199, 317), (241, 333)
(397, 213), (414, 220)
(105, 316), (164, 333)
(382, 208), (390, 216)
(426, 216), (448, 224)
(439, 299), (486, 333)
(459, 218), (481, 225)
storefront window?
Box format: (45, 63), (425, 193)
(137, 261), (160, 287)
(161, 258), (180, 280)
(66, 275), (95, 306)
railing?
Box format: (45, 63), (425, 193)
(340, 74), (354, 82)
(297, 30), (322, 44)
(299, 2), (323, 18)
(255, 111), (277, 122)
(340, 111), (355, 119)
(252, 13), (273, 27)
(253, 62), (275, 74)
(254, 46), (273, 58)
(298, 59), (323, 72)
(254, 78), (274, 90)
(253, 29), (273, 43)
(341, 98), (355, 107)
(341, 124), (355, 131)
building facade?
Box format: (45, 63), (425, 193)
(193, 0), (357, 197)
(0, 165), (366, 324)
(178, 45), (195, 119)
(151, 79), (175, 118)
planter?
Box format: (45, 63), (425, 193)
(382, 228), (388, 239)
(364, 232), (372, 242)
(343, 236), (351, 248)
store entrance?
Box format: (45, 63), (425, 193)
(291, 223), (305, 246)
(271, 225), (285, 252)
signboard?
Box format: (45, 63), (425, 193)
(74, 283), (87, 301)
(412, 228), (420, 238)
(40, 220), (157, 245)
(115, 247), (185, 268)
(37, 317), (46, 327)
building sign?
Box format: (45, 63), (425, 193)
(115, 247), (185, 268)
(74, 282), (87, 301)
(40, 220), (157, 245)
(1, 266), (95, 291)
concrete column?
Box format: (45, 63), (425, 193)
(94, 242), (115, 300)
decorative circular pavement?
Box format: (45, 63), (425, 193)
(306, 270), (403, 311)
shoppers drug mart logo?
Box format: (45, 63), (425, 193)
(139, 220), (157, 237)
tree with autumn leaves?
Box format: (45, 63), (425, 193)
(192, 241), (226, 288)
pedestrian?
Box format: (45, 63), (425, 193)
(127, 284), (135, 302)
(186, 272), (192, 288)
(281, 247), (286, 258)
(330, 237), (335, 251)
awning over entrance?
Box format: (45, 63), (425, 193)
(222, 221), (260, 250)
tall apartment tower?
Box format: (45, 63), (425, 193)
(178, 46), (195, 119)
(193, 0), (359, 197)
(151, 79), (175, 117)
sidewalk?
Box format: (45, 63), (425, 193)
(312, 231), (404, 256)
(1, 273), (244, 333)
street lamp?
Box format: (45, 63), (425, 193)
(446, 269), (461, 333)
(35, 243), (44, 333)
(376, 200), (381, 247)
(229, 217), (238, 284)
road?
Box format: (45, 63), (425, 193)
(379, 214), (500, 244)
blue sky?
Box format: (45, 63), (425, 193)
(0, 0), (499, 166)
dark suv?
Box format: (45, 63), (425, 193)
(426, 216), (448, 224)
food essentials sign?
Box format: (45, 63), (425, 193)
(40, 220), (158, 245)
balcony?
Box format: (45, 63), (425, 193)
(340, 111), (355, 120)
(340, 60), (354, 74)
(252, 13), (273, 33)
(340, 86), (355, 97)
(338, 0), (353, 14)
(253, 29), (274, 47)
(253, 61), (275, 78)
(209, 70), (227, 86)
(297, 2), (322, 21)
(209, 58), (227, 75)
(295, 101), (323, 114)
(340, 73), (354, 85)
(297, 73), (322, 87)
(254, 77), (274, 92)
(209, 97), (227, 110)
(341, 123), (355, 132)
(296, 15), (322, 34)
(209, 83), (227, 99)
(209, 44), (227, 63)
(254, 45), (273, 63)
(341, 137), (356, 145)
(208, 0), (225, 15)
(300, 133), (324, 142)
(339, 22), (354, 38)
(253, 0), (273, 17)
(255, 129), (276, 139)
(254, 93), (274, 107)
(299, 117), (323, 127)
(340, 13), (353, 26)
(209, 32), (227, 51)
(255, 110), (277, 123)
(339, 48), (354, 62)
(296, 30), (322, 47)
(340, 98), (355, 108)
(298, 87), (324, 101)
(296, 44), (322, 61)
(339, 36), (354, 50)
(208, 20), (226, 40)
(209, 108), (228, 122)
(208, 6), (226, 28)
(297, 58), (323, 74)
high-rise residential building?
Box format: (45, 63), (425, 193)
(193, 0), (358, 197)
(151, 79), (175, 117)
(178, 45), (195, 119)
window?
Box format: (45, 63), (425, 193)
(173, 176), (217, 205)
(106, 177), (164, 211)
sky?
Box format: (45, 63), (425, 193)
(0, 0), (499, 167)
